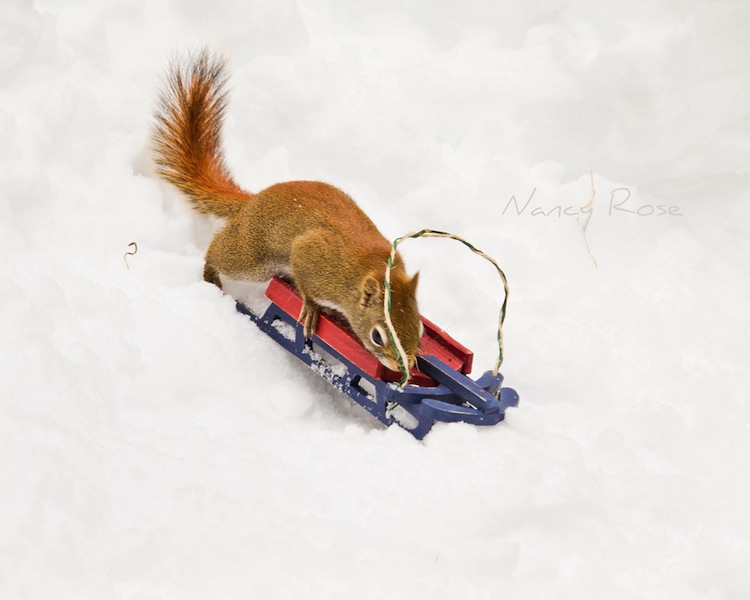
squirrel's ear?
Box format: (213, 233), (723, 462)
(408, 271), (420, 292)
(360, 275), (382, 308)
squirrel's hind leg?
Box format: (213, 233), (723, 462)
(204, 221), (278, 286)
(204, 262), (223, 288)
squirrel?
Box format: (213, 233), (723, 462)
(151, 49), (422, 371)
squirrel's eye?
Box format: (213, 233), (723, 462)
(371, 327), (384, 347)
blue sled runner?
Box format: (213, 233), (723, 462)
(236, 277), (519, 439)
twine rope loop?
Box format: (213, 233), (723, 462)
(383, 229), (510, 387)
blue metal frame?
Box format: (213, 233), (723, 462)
(236, 299), (519, 439)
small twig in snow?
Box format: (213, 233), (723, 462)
(124, 242), (138, 269)
(577, 169), (598, 268)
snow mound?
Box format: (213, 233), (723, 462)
(2, 0), (749, 597)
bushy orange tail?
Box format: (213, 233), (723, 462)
(152, 49), (252, 218)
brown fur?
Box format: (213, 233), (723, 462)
(152, 50), (421, 370)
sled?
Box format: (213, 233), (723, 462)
(236, 276), (519, 439)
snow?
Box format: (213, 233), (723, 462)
(2, 0), (749, 597)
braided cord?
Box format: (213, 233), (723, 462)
(383, 229), (510, 387)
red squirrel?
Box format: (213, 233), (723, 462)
(152, 50), (422, 371)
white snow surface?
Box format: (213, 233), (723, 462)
(2, 1), (749, 598)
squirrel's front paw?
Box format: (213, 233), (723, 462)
(298, 298), (320, 338)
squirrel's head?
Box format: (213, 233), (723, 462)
(351, 270), (422, 373)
